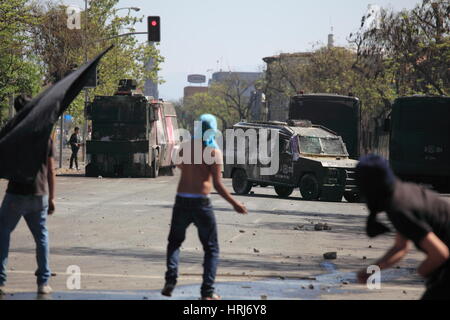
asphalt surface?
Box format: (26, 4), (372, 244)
(1, 171), (448, 300)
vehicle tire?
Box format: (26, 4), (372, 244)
(274, 186), (294, 198)
(151, 151), (159, 178)
(232, 169), (252, 195)
(344, 191), (360, 203)
(299, 174), (320, 200)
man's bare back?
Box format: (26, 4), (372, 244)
(176, 141), (247, 213)
(177, 142), (215, 195)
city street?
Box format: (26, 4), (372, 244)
(1, 171), (445, 300)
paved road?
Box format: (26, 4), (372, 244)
(1, 172), (446, 300)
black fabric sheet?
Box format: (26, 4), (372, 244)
(0, 45), (113, 183)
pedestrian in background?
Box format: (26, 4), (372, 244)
(355, 154), (450, 300)
(69, 127), (81, 170)
(0, 95), (56, 295)
(161, 114), (247, 300)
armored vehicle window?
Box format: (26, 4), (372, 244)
(299, 136), (322, 154)
(299, 136), (347, 156)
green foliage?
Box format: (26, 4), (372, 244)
(0, 0), (42, 125)
(177, 90), (239, 132)
(351, 0), (449, 96)
(29, 0), (164, 126)
(0, 0), (164, 127)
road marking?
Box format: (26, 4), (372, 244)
(9, 270), (311, 280)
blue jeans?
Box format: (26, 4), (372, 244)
(165, 196), (219, 296)
(0, 193), (51, 285)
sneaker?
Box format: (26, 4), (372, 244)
(161, 282), (176, 297)
(37, 284), (52, 295)
(0, 284), (5, 295)
(201, 292), (221, 300)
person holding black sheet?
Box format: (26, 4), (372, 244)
(0, 95), (56, 295)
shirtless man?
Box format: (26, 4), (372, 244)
(161, 114), (247, 300)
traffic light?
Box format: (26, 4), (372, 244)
(84, 66), (98, 88)
(147, 16), (160, 42)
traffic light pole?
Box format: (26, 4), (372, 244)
(82, 0), (88, 164)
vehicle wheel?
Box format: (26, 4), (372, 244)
(274, 186), (294, 198)
(344, 191), (360, 203)
(232, 169), (252, 195)
(151, 151), (159, 178)
(299, 174), (320, 200)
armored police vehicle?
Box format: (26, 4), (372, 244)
(223, 120), (360, 202)
(85, 79), (179, 178)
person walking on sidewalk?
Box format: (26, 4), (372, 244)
(161, 114), (247, 300)
(69, 127), (81, 170)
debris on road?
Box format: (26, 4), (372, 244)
(314, 223), (332, 231)
(253, 248), (260, 253)
(308, 284), (314, 290)
(239, 230), (246, 233)
(323, 252), (337, 260)
(293, 224), (304, 230)
(261, 295), (267, 300)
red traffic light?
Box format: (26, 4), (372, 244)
(147, 16), (160, 42)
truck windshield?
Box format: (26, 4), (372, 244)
(298, 136), (347, 156)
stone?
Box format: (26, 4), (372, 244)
(314, 223), (324, 231)
(253, 248), (260, 253)
(323, 252), (337, 260)
(308, 284), (314, 290)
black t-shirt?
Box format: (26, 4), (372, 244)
(70, 133), (79, 149)
(386, 181), (450, 251)
(6, 138), (55, 196)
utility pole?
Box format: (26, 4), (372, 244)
(59, 106), (64, 168)
(82, 0), (88, 163)
(8, 94), (14, 119)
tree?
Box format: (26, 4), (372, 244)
(181, 91), (238, 131)
(29, 0), (164, 125)
(350, 0), (449, 96)
(0, 0), (42, 125)
(209, 75), (255, 121)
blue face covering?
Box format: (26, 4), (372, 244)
(194, 114), (219, 149)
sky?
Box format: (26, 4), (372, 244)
(63, 0), (421, 101)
